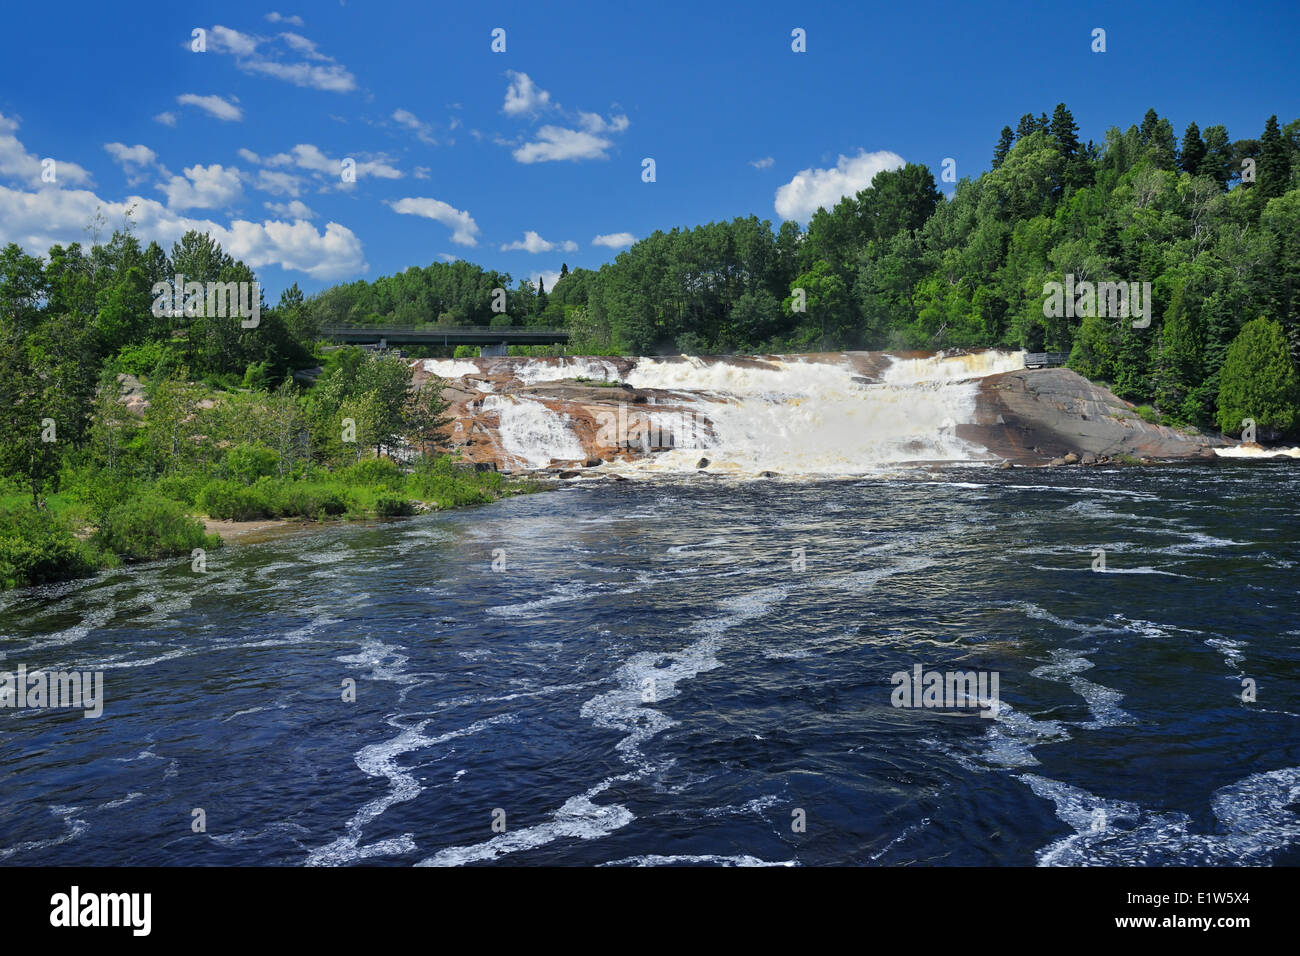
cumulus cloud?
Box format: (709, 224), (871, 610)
(240, 143), (402, 190)
(205, 23), (356, 93)
(392, 108), (436, 145)
(514, 126), (614, 164)
(104, 143), (158, 184)
(774, 149), (905, 221)
(265, 12), (304, 26)
(530, 270), (562, 291)
(0, 113), (93, 187)
(158, 164), (244, 211)
(264, 199), (316, 220)
(500, 230), (577, 253)
(749, 156), (774, 169)
(592, 232), (636, 249)
(578, 112), (629, 134)
(503, 71), (553, 116)
(385, 197), (479, 246)
(154, 112), (177, 127)
(177, 93), (243, 122)
(0, 184), (364, 278)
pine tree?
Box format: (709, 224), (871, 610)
(1015, 113), (1039, 140)
(560, 263), (569, 279)
(1199, 125), (1233, 187)
(1259, 114), (1291, 203)
(1139, 108), (1160, 145)
(1049, 104), (1080, 159)
(992, 126), (1014, 169)
(1180, 123), (1206, 175)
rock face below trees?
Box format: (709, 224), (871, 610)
(962, 368), (1228, 463)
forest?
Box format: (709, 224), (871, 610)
(301, 105), (1300, 436)
(1, 104), (1297, 589)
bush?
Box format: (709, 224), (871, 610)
(198, 479), (275, 520)
(222, 444), (279, 485)
(374, 496), (417, 517)
(154, 473), (204, 505)
(1134, 404), (1160, 424)
(114, 341), (179, 378)
(0, 507), (95, 589)
(339, 456), (403, 489)
(93, 495), (219, 562)
(269, 481), (349, 519)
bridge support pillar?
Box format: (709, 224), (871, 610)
(480, 342), (508, 357)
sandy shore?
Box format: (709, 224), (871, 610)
(202, 516), (325, 546)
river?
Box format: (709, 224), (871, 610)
(1, 462), (1298, 865)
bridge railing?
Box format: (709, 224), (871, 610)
(320, 325), (569, 336)
(1024, 351), (1070, 367)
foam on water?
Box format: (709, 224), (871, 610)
(480, 394), (585, 468)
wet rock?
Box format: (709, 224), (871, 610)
(696, 457), (710, 469)
(759, 470), (778, 478)
(1080, 453), (1098, 465)
(558, 470), (581, 479)
(1048, 457), (1067, 466)
(584, 458), (602, 467)
(1063, 452), (1079, 464)
(998, 461), (1014, 469)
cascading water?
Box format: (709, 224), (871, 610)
(614, 350), (1027, 475)
(480, 394), (586, 469)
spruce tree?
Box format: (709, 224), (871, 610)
(1180, 123), (1206, 175)
(1199, 125), (1233, 187)
(992, 126), (1014, 169)
(1259, 114), (1291, 202)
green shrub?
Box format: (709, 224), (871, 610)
(1134, 404), (1160, 424)
(1216, 318), (1300, 438)
(93, 495), (218, 562)
(198, 479), (275, 520)
(154, 473), (204, 505)
(0, 507), (95, 589)
(114, 340), (178, 378)
(269, 481), (349, 519)
(222, 444), (279, 485)
(374, 496), (417, 517)
(339, 457), (403, 489)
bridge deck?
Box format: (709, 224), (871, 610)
(321, 325), (569, 346)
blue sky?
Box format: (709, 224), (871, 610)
(1, 0), (1296, 300)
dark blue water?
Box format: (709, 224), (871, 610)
(2, 463), (1298, 866)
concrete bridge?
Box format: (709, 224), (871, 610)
(321, 325), (569, 356)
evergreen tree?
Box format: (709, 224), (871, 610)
(1259, 114), (1291, 202)
(992, 126), (1014, 169)
(1179, 122), (1206, 175)
(1215, 318), (1299, 437)
(1199, 125), (1233, 187)
(1139, 108), (1160, 145)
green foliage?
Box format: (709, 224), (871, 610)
(197, 479), (276, 520)
(0, 506), (95, 589)
(92, 495), (218, 562)
(222, 443), (279, 485)
(1216, 318), (1300, 436)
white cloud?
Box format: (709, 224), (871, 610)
(241, 144), (402, 187)
(0, 184), (364, 279)
(265, 12), (305, 26)
(413, 166), (431, 179)
(154, 112), (177, 127)
(385, 197), (479, 246)
(177, 93), (243, 122)
(104, 143), (158, 185)
(749, 156), (774, 169)
(0, 113), (93, 187)
(158, 163), (244, 211)
(501, 230), (577, 253)
(774, 149), (905, 221)
(206, 23), (357, 93)
(437, 253), (459, 262)
(531, 270), (562, 291)
(392, 108), (436, 145)
(503, 71), (553, 116)
(579, 112), (629, 134)
(513, 126), (613, 164)
(592, 232), (636, 249)
(255, 170), (305, 196)
(264, 199), (316, 220)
